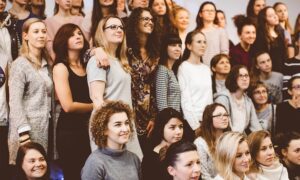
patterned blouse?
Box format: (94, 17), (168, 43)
(128, 48), (158, 135)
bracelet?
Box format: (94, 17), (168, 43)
(19, 137), (30, 144)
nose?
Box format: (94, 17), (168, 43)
(193, 163), (201, 174)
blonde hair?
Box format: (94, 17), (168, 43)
(20, 18), (50, 69)
(94, 15), (131, 73)
(214, 132), (248, 180)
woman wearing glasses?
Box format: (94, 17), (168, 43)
(87, 15), (142, 158)
(194, 103), (231, 179)
(276, 76), (300, 134)
(214, 65), (262, 133)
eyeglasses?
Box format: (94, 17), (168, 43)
(202, 9), (216, 13)
(292, 84), (300, 90)
(104, 25), (124, 31)
(253, 90), (268, 95)
(212, 113), (230, 118)
(140, 17), (154, 23)
(238, 74), (249, 79)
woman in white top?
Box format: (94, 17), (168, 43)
(248, 130), (289, 180)
(194, 103), (231, 179)
(178, 29), (213, 130)
(214, 132), (252, 180)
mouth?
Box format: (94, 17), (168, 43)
(190, 176), (200, 180)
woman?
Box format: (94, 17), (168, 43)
(250, 51), (283, 104)
(8, 18), (53, 165)
(214, 132), (252, 180)
(214, 65), (262, 133)
(246, 0), (266, 26)
(274, 132), (300, 180)
(194, 103), (231, 179)
(44, 0), (83, 62)
(248, 82), (276, 134)
(247, 130), (289, 180)
(142, 108), (191, 180)
(294, 14), (300, 38)
(155, 33), (182, 112)
(165, 141), (201, 180)
(210, 54), (231, 94)
(173, 6), (189, 51)
(251, 6), (287, 73)
(15, 142), (50, 180)
(126, 7), (159, 153)
(30, 0), (46, 19)
(52, 24), (92, 180)
(71, 0), (85, 17)
(87, 15), (142, 158)
(81, 101), (141, 180)
(195, 1), (229, 66)
(178, 30), (213, 131)
(230, 15), (256, 69)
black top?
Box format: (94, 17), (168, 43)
(142, 150), (168, 180)
(275, 101), (300, 134)
(282, 160), (300, 180)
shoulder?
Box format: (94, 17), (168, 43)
(271, 72), (283, 78)
(125, 150), (141, 163)
(194, 137), (209, 150)
(53, 63), (68, 72)
(156, 65), (168, 75)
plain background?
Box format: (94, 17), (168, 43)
(5, 0), (300, 44)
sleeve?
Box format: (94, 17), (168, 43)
(8, 61), (31, 135)
(249, 101), (263, 132)
(194, 139), (214, 180)
(178, 65), (198, 130)
(155, 66), (169, 112)
(219, 28), (229, 54)
(81, 155), (104, 180)
(86, 56), (106, 84)
(275, 103), (283, 134)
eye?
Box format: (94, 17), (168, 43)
(169, 125), (176, 130)
(179, 124), (184, 129)
(114, 123), (122, 127)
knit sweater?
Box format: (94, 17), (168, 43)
(257, 163), (289, 180)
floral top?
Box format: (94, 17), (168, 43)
(128, 48), (158, 135)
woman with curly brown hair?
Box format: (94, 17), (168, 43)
(81, 101), (141, 180)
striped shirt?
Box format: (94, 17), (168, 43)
(282, 57), (300, 101)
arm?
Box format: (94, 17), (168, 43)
(249, 101), (263, 132)
(53, 63), (93, 113)
(84, 47), (110, 68)
(155, 66), (169, 112)
(81, 156), (104, 180)
(89, 81), (105, 110)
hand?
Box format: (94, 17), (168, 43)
(19, 134), (31, 145)
(94, 47), (110, 69)
(146, 120), (155, 138)
(94, 100), (106, 110)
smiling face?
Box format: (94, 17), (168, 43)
(233, 141), (251, 177)
(256, 137), (275, 167)
(22, 149), (47, 180)
(151, 0), (166, 16)
(240, 25), (256, 45)
(187, 32), (206, 58)
(68, 28), (84, 51)
(167, 43), (182, 61)
(0, 0), (6, 13)
(138, 10), (154, 34)
(168, 151), (201, 180)
(212, 106), (229, 131)
(103, 18), (124, 45)
(283, 139), (300, 165)
(163, 118), (183, 145)
(105, 112), (131, 149)
(175, 9), (189, 31)
(23, 21), (47, 50)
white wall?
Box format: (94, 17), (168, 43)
(6, 0), (300, 44)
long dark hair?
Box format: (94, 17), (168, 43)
(126, 7), (159, 60)
(181, 29), (205, 62)
(90, 0), (117, 40)
(225, 65), (249, 92)
(210, 53), (230, 94)
(53, 23), (89, 66)
(274, 132), (300, 159)
(15, 142), (50, 180)
(195, 1), (217, 30)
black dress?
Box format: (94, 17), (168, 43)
(275, 101), (300, 134)
(56, 64), (91, 180)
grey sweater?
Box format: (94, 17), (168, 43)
(81, 147), (141, 180)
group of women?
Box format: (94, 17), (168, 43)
(1, 0), (300, 179)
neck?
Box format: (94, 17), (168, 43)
(107, 43), (118, 58)
(240, 41), (251, 52)
(259, 71), (271, 80)
(106, 142), (123, 150)
(31, 6), (41, 16)
(215, 129), (224, 139)
(279, 21), (286, 29)
(138, 34), (148, 48)
(288, 98), (300, 109)
(11, 2), (27, 13)
(203, 21), (214, 29)
(101, 6), (111, 17)
(232, 89), (244, 99)
(283, 158), (298, 170)
(256, 103), (268, 112)
(215, 73), (227, 80)
(68, 50), (81, 65)
(235, 172), (245, 180)
(188, 53), (201, 64)
(167, 59), (175, 70)
(295, 53), (300, 60)
(56, 7), (71, 17)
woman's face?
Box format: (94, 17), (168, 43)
(187, 33), (206, 58)
(252, 86), (268, 106)
(23, 22), (47, 50)
(168, 151), (201, 180)
(104, 18), (124, 45)
(283, 139), (300, 165)
(216, 12), (226, 28)
(256, 137), (275, 167)
(31, 0), (44, 6)
(68, 28), (84, 51)
(175, 10), (189, 31)
(288, 78), (300, 98)
(236, 68), (250, 91)
(199, 4), (216, 22)
(266, 8), (279, 27)
(240, 25), (256, 45)
(55, 0), (72, 10)
(0, 0), (6, 13)
(22, 149), (47, 179)
(212, 57), (231, 75)
(233, 141), (251, 176)
(163, 118), (183, 145)
(99, 0), (114, 6)
(253, 0), (265, 16)
(131, 0), (149, 9)
(105, 112), (131, 149)
(151, 0), (166, 16)
(256, 53), (272, 73)
(212, 106), (229, 131)
(275, 4), (288, 22)
(72, 0), (82, 7)
(167, 43), (182, 61)
(138, 11), (154, 34)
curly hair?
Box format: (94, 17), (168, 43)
(90, 101), (134, 148)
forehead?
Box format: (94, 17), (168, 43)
(165, 117), (182, 126)
(202, 3), (215, 10)
(254, 85), (267, 91)
(238, 67), (248, 74)
(108, 112), (128, 123)
(266, 8), (276, 15)
(213, 106), (227, 113)
(141, 10), (152, 17)
(237, 141), (249, 152)
(292, 78), (300, 86)
(176, 10), (189, 16)
(153, 0), (164, 4)
(105, 18), (122, 26)
(257, 53), (270, 61)
(254, 0), (265, 5)
(192, 33), (205, 41)
(289, 139), (300, 148)
(29, 22), (46, 30)
(177, 151), (198, 162)
(24, 149), (43, 159)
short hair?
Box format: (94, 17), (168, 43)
(248, 81), (270, 108)
(214, 132), (248, 180)
(273, 132), (300, 159)
(15, 142), (50, 180)
(225, 65), (249, 92)
(287, 75), (300, 90)
(247, 130), (272, 173)
(90, 101), (134, 148)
